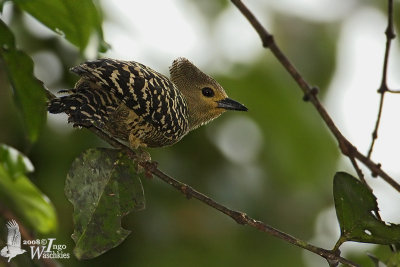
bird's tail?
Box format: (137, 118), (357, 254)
(48, 85), (119, 128)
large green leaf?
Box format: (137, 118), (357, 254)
(12, 0), (108, 52)
(0, 144), (57, 234)
(333, 172), (400, 244)
(65, 148), (145, 259)
(0, 20), (47, 142)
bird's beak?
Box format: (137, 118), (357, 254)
(217, 98), (248, 111)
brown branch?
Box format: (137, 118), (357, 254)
(349, 157), (366, 186)
(43, 1), (399, 262)
(368, 95), (385, 158)
(44, 86), (358, 265)
(367, 0), (396, 158)
(88, 125), (358, 267)
(230, 0), (400, 193)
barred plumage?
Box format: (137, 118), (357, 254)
(48, 58), (247, 148)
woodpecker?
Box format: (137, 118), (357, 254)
(48, 58), (247, 148)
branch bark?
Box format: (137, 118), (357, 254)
(44, 0), (399, 262)
(88, 124), (359, 267)
(44, 90), (359, 266)
(230, 0), (400, 193)
(367, 0), (396, 158)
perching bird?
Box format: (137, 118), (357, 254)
(48, 58), (247, 148)
(0, 220), (26, 262)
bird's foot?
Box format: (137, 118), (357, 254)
(133, 148), (154, 178)
(136, 148), (151, 163)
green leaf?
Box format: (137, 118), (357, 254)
(0, 144), (57, 234)
(387, 252), (400, 267)
(0, 0), (6, 13)
(65, 148), (145, 259)
(0, 20), (47, 142)
(12, 0), (107, 52)
(367, 253), (382, 267)
(333, 172), (400, 244)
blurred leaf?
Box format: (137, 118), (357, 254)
(0, 144), (57, 234)
(274, 16), (337, 93)
(0, 142), (33, 178)
(188, 0), (229, 21)
(0, 20), (47, 142)
(12, 0), (107, 52)
(387, 252), (400, 267)
(333, 172), (400, 244)
(0, 0), (6, 13)
(65, 148), (145, 259)
(367, 253), (384, 267)
(218, 60), (339, 188)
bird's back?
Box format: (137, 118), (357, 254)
(49, 58), (189, 148)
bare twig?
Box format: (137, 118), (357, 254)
(45, 87), (358, 266)
(367, 0), (396, 158)
(349, 157), (367, 186)
(230, 0), (400, 193)
(85, 124), (358, 267)
(43, 1), (398, 263)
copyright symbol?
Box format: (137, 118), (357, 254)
(41, 239), (47, 245)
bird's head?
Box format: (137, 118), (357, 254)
(170, 58), (247, 130)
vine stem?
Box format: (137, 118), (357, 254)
(230, 0), (400, 193)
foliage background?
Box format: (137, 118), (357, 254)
(0, 0), (399, 266)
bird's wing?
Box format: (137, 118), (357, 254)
(70, 58), (188, 137)
(6, 220), (21, 248)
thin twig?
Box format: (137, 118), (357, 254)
(230, 0), (400, 193)
(84, 124), (358, 267)
(368, 95), (385, 158)
(43, 86), (356, 265)
(367, 0), (396, 158)
(41, 1), (398, 265)
(43, 1), (398, 262)
(349, 157), (366, 186)
(45, 86), (358, 265)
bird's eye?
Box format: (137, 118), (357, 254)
(202, 87), (214, 97)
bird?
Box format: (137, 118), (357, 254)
(48, 57), (247, 149)
(0, 220), (26, 262)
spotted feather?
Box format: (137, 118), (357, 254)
(70, 58), (189, 139)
